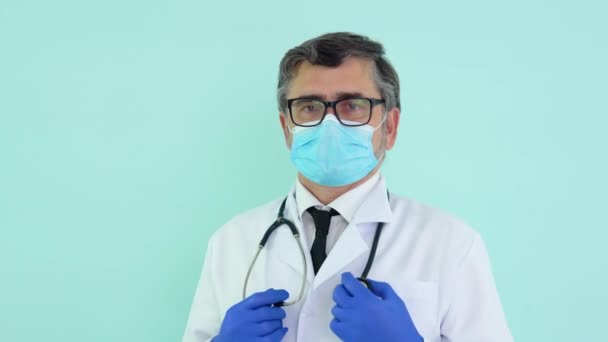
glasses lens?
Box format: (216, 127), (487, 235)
(291, 99), (325, 126)
(336, 98), (371, 125)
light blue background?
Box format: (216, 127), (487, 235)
(1, 0), (606, 341)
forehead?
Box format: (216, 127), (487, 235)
(287, 57), (380, 99)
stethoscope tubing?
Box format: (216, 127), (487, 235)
(242, 194), (386, 306)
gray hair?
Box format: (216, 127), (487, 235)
(277, 32), (400, 114)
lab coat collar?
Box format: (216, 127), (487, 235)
(350, 173), (393, 225)
(294, 172), (388, 224)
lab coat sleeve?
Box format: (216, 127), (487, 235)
(182, 235), (221, 342)
(440, 234), (514, 342)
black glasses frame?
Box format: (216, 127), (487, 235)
(287, 97), (386, 127)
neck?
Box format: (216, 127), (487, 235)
(298, 167), (381, 205)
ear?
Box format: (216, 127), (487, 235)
(279, 112), (292, 148)
(384, 107), (400, 151)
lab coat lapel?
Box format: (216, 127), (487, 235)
(312, 176), (393, 290)
(267, 189), (314, 289)
(312, 220), (368, 289)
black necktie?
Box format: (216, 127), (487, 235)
(307, 207), (339, 275)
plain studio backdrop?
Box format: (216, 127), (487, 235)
(0, 0), (606, 341)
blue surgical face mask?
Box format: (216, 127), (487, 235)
(289, 114), (385, 187)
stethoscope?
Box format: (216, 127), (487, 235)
(243, 194), (386, 307)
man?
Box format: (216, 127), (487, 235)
(183, 32), (513, 342)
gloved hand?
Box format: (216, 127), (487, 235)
(213, 288), (289, 342)
(330, 272), (422, 342)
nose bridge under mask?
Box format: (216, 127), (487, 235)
(290, 113), (386, 135)
(290, 114), (338, 135)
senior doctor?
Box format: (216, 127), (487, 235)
(182, 32), (513, 342)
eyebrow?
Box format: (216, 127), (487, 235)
(294, 91), (365, 101)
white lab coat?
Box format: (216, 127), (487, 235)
(182, 176), (513, 341)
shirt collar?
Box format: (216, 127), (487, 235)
(294, 172), (388, 224)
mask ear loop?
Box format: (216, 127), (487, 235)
(372, 111), (388, 132)
(372, 111), (389, 162)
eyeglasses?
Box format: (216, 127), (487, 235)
(287, 97), (385, 127)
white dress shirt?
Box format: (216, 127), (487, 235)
(295, 172), (380, 256)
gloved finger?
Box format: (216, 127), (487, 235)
(244, 288), (290, 309)
(258, 327), (288, 341)
(330, 304), (350, 321)
(329, 318), (348, 340)
(365, 278), (399, 301)
(251, 319), (283, 337)
(250, 306), (287, 322)
(341, 272), (368, 298)
(332, 284), (356, 308)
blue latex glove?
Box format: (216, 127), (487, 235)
(213, 288), (289, 342)
(330, 272), (423, 342)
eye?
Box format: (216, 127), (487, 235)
(340, 99), (365, 112)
